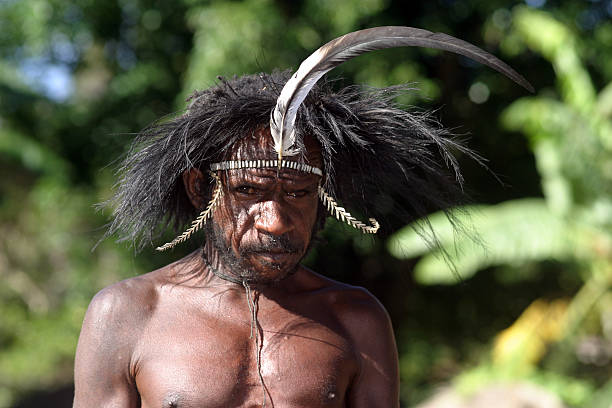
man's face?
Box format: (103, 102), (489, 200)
(207, 129), (322, 284)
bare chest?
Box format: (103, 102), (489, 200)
(133, 299), (358, 408)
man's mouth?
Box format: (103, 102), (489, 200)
(250, 250), (296, 263)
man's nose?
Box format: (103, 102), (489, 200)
(254, 200), (293, 236)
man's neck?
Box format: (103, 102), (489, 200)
(200, 243), (303, 296)
(201, 242), (244, 285)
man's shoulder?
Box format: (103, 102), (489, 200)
(85, 262), (179, 329)
(86, 273), (157, 328)
(87, 252), (200, 321)
(302, 268), (390, 324)
(75, 268), (172, 385)
(303, 269), (398, 383)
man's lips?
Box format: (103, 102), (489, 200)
(248, 250), (296, 263)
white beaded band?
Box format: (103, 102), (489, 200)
(210, 159), (323, 176)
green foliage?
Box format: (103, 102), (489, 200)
(0, 172), (151, 405)
(0, 126), (69, 181)
(456, 364), (596, 407)
(588, 378), (612, 408)
(388, 199), (577, 284)
(390, 6), (612, 286)
(388, 5), (612, 406)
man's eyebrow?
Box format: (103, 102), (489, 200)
(228, 170), (320, 183)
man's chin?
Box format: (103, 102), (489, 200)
(242, 253), (300, 284)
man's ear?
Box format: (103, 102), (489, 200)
(183, 168), (207, 210)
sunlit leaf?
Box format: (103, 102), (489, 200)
(388, 199), (576, 284)
(493, 298), (568, 369)
(513, 6), (597, 112)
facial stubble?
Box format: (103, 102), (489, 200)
(203, 220), (307, 285)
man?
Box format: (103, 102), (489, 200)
(74, 27), (530, 407)
(74, 125), (399, 407)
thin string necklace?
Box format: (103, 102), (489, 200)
(202, 253), (268, 407)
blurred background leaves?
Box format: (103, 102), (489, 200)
(1, 0), (611, 407)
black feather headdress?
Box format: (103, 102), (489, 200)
(104, 27), (531, 251)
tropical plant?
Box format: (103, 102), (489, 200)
(388, 6), (612, 407)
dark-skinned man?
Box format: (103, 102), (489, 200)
(73, 27), (531, 407)
(74, 128), (398, 407)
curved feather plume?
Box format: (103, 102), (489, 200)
(270, 26), (533, 161)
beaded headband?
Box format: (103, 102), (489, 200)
(155, 159), (379, 251)
(210, 159), (323, 176)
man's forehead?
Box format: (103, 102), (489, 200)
(227, 127), (322, 168)
(225, 167), (321, 183)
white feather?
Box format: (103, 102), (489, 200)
(270, 26), (533, 160)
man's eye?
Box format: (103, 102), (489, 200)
(235, 186), (258, 195)
(286, 190), (310, 198)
